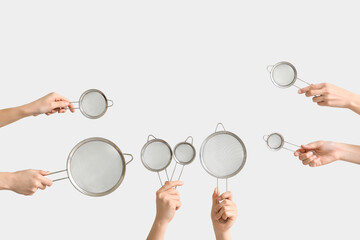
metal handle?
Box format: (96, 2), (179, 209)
(147, 134), (157, 142)
(124, 153), (134, 165)
(267, 65), (273, 73)
(47, 169), (68, 182)
(215, 123), (226, 132)
(216, 178), (229, 224)
(294, 78), (311, 89)
(185, 136), (193, 144)
(108, 99), (114, 107)
(69, 101), (80, 109)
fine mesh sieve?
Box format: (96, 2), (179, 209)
(67, 89), (113, 119)
(263, 132), (308, 154)
(267, 62), (311, 89)
(141, 135), (173, 186)
(48, 137), (133, 197)
(200, 123), (247, 191)
(170, 136), (196, 182)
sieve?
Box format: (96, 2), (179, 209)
(65, 89), (113, 119)
(48, 137), (133, 197)
(170, 136), (196, 182)
(263, 133), (316, 157)
(267, 62), (311, 89)
(200, 123), (247, 193)
(141, 135), (173, 186)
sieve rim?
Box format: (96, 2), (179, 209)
(78, 89), (109, 119)
(269, 61), (297, 89)
(200, 131), (247, 179)
(67, 137), (126, 197)
(173, 142), (196, 166)
(266, 132), (285, 151)
(140, 139), (173, 172)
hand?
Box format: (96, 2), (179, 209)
(298, 83), (360, 113)
(27, 92), (75, 116)
(294, 141), (340, 167)
(155, 181), (183, 225)
(211, 188), (238, 240)
(147, 181), (183, 240)
(9, 169), (53, 195)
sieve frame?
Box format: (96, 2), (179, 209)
(173, 141), (196, 166)
(267, 61), (297, 89)
(263, 132), (285, 151)
(200, 128), (247, 179)
(140, 135), (173, 173)
(66, 137), (131, 197)
(76, 89), (113, 119)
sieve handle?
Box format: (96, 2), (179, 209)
(69, 101), (80, 109)
(147, 135), (157, 142)
(47, 169), (68, 182)
(216, 178), (229, 224)
(293, 78), (311, 90)
(215, 123), (226, 132)
(185, 136), (193, 144)
(124, 153), (134, 165)
(267, 65), (273, 73)
(107, 99), (114, 107)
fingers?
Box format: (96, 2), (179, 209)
(160, 181), (184, 192)
(51, 101), (70, 111)
(312, 96), (325, 103)
(214, 199), (235, 213)
(40, 176), (53, 187)
(218, 191), (233, 201)
(39, 170), (50, 176)
(298, 83), (324, 94)
(212, 188), (218, 206)
(299, 151), (314, 161)
(302, 141), (322, 150)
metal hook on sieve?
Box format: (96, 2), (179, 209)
(267, 65), (273, 73)
(215, 123), (226, 132)
(124, 153), (134, 165)
(107, 99), (114, 107)
(263, 135), (269, 141)
(147, 135), (157, 142)
(185, 136), (193, 144)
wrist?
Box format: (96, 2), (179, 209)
(153, 217), (169, 230)
(214, 230), (231, 240)
(0, 172), (14, 191)
(348, 93), (360, 114)
(18, 103), (35, 117)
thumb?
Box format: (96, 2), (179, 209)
(39, 170), (51, 176)
(302, 141), (322, 150)
(212, 188), (218, 206)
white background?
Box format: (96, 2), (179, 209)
(1, 1), (360, 239)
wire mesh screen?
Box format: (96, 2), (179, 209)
(267, 134), (283, 150)
(69, 140), (124, 195)
(272, 63), (295, 87)
(142, 141), (172, 171)
(81, 91), (107, 118)
(174, 143), (195, 165)
(201, 133), (246, 179)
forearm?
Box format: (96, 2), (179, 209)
(214, 230), (231, 240)
(0, 172), (13, 190)
(0, 104), (33, 128)
(336, 143), (360, 165)
(348, 93), (360, 115)
(147, 219), (168, 240)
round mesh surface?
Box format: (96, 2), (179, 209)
(142, 141), (172, 171)
(174, 143), (195, 165)
(267, 134), (283, 150)
(80, 91), (107, 117)
(272, 63), (295, 87)
(201, 133), (245, 178)
(69, 140), (124, 195)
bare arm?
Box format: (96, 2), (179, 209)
(0, 92), (75, 128)
(147, 181), (183, 240)
(0, 170), (53, 195)
(298, 83), (360, 115)
(294, 141), (360, 167)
